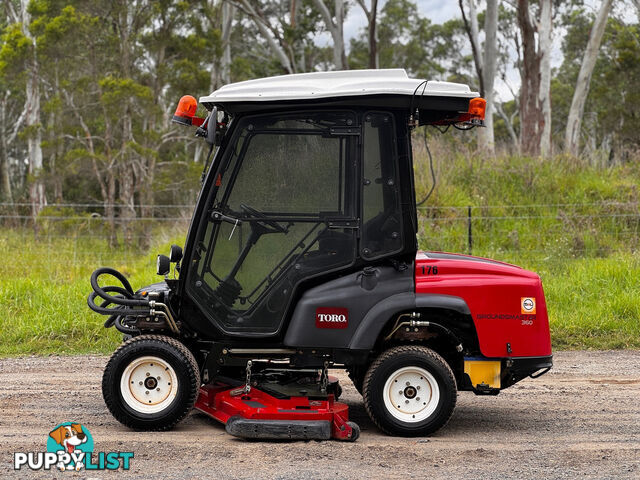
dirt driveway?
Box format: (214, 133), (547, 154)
(1, 351), (639, 479)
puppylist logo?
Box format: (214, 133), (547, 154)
(14, 422), (133, 472)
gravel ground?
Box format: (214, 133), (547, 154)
(1, 350), (639, 479)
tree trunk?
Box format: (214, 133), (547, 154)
(20, 0), (45, 217)
(117, 0), (137, 246)
(221, 1), (234, 84)
(516, 0), (552, 158)
(564, 0), (613, 157)
(313, 0), (348, 70)
(26, 55), (45, 219)
(495, 101), (520, 153)
(235, 0), (294, 74)
(459, 0), (498, 154)
(335, 0), (348, 69)
(106, 171), (117, 247)
(355, 0), (378, 69)
(0, 95), (12, 202)
(477, 0), (498, 154)
(119, 109), (136, 246)
(538, 0), (552, 157)
(459, 0), (484, 96)
(368, 0), (378, 69)
(291, 0), (306, 71)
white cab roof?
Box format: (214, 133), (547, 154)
(199, 69), (478, 105)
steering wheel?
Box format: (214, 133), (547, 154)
(240, 204), (289, 234)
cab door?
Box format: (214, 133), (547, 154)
(186, 111), (359, 336)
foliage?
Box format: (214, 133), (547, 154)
(349, 0), (473, 83)
(553, 10), (640, 162)
(0, 0), (636, 210)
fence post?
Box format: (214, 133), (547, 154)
(467, 206), (472, 255)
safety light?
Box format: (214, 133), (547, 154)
(468, 97), (486, 120)
(172, 95), (205, 127)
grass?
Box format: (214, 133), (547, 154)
(0, 231), (175, 356)
(2, 141), (639, 355)
(519, 254), (640, 349)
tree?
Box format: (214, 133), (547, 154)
(564, 0), (614, 156)
(516, 0), (553, 157)
(459, 0), (498, 154)
(354, 0), (379, 69)
(312, 0), (347, 70)
(230, 0), (299, 74)
(0, 73), (26, 202)
(2, 0), (45, 216)
(553, 10), (640, 163)
(352, 0), (469, 81)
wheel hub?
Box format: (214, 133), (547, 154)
(120, 356), (178, 414)
(144, 376), (158, 389)
(383, 366), (440, 423)
(403, 385), (417, 399)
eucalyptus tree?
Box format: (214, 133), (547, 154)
(564, 0), (614, 156)
(1, 0), (44, 215)
(459, 0), (499, 154)
(516, 0), (553, 157)
(354, 0), (379, 69)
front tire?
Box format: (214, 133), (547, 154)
(362, 345), (457, 437)
(102, 335), (200, 431)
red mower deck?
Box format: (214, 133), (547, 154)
(195, 384), (359, 441)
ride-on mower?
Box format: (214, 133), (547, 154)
(89, 69), (552, 441)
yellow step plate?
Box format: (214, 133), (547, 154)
(464, 360), (501, 389)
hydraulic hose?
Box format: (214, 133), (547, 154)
(88, 266), (179, 334)
(114, 315), (140, 335)
(90, 267), (149, 307)
(87, 290), (149, 316)
(96, 285), (135, 327)
(87, 267), (150, 316)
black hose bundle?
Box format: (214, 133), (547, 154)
(87, 267), (151, 332)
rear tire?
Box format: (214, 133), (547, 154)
(102, 335), (200, 431)
(362, 345), (456, 437)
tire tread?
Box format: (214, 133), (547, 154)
(102, 335), (200, 431)
(362, 345), (457, 436)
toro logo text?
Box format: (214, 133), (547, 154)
(315, 307), (349, 329)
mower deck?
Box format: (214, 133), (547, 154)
(195, 383), (359, 441)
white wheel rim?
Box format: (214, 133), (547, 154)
(120, 356), (178, 414)
(382, 366), (440, 423)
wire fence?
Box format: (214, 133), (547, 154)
(416, 201), (640, 262)
(3, 201), (639, 267)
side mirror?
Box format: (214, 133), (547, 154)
(169, 244), (183, 263)
(156, 254), (171, 276)
(206, 107), (217, 146)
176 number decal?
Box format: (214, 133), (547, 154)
(421, 265), (439, 275)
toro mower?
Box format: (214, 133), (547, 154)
(88, 69), (552, 441)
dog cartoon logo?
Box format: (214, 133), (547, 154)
(14, 422), (132, 471)
(46, 422), (93, 471)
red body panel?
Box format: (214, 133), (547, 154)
(415, 251), (552, 358)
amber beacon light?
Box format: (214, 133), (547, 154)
(468, 97), (486, 122)
(172, 95), (199, 126)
